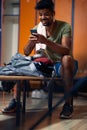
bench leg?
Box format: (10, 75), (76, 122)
(16, 80), (21, 126)
(48, 79), (54, 116)
(22, 80), (30, 113)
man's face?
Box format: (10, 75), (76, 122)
(38, 9), (54, 26)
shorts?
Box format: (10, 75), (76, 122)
(54, 60), (78, 77)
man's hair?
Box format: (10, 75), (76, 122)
(35, 0), (55, 12)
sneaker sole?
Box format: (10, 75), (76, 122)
(60, 114), (73, 119)
(2, 108), (17, 113)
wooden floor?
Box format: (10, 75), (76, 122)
(0, 91), (87, 130)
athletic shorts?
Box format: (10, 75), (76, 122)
(54, 60), (78, 77)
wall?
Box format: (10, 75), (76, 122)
(73, 0), (87, 71)
(55, 0), (72, 24)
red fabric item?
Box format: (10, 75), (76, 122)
(34, 57), (53, 65)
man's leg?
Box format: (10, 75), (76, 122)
(2, 83), (21, 113)
(60, 55), (74, 119)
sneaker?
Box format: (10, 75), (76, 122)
(31, 89), (47, 99)
(40, 89), (48, 99)
(2, 99), (17, 113)
(60, 103), (73, 119)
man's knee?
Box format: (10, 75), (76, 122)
(62, 55), (73, 69)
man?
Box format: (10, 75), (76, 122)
(2, 0), (78, 119)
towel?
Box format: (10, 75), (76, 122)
(36, 22), (47, 51)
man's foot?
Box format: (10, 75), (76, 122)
(60, 103), (73, 119)
(2, 99), (17, 113)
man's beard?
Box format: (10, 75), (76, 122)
(44, 22), (52, 26)
(41, 20), (53, 27)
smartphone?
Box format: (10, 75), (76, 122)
(30, 29), (37, 34)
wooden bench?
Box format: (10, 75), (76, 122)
(0, 74), (62, 126)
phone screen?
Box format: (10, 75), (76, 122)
(30, 29), (37, 34)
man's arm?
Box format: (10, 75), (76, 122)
(44, 37), (71, 56)
(23, 41), (35, 56)
(30, 33), (72, 56)
(23, 34), (38, 56)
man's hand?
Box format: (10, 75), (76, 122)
(29, 33), (47, 44)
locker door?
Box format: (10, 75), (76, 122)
(19, 0), (37, 55)
(0, 0), (2, 65)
